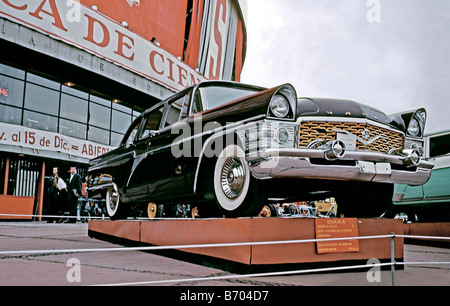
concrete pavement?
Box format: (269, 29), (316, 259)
(0, 221), (449, 287)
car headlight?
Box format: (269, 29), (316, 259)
(407, 109), (426, 138)
(277, 127), (289, 143)
(269, 95), (290, 118)
(407, 118), (420, 137)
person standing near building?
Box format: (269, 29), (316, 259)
(47, 167), (61, 223)
(67, 166), (82, 223)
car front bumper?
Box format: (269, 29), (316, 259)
(246, 147), (434, 186)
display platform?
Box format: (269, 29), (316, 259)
(404, 222), (450, 246)
(0, 195), (35, 220)
(88, 217), (404, 271)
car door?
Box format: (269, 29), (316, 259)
(124, 105), (164, 202)
(145, 91), (193, 199)
(93, 116), (143, 197)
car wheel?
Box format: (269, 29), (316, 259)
(259, 204), (278, 217)
(147, 203), (164, 219)
(207, 144), (266, 217)
(105, 184), (128, 220)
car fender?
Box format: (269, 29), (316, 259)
(192, 115), (265, 193)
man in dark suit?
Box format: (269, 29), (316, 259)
(47, 167), (62, 223)
(67, 166), (82, 223)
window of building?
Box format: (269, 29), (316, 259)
(90, 93), (112, 107)
(88, 126), (110, 145)
(27, 72), (60, 90)
(0, 63), (25, 80)
(111, 109), (132, 134)
(112, 100), (130, 112)
(0, 61), (152, 147)
(0, 104), (22, 125)
(110, 132), (124, 147)
(24, 83), (60, 116)
(60, 93), (88, 124)
(62, 84), (89, 100)
(59, 119), (87, 139)
(0, 75), (25, 108)
(23, 110), (58, 132)
(89, 102), (111, 130)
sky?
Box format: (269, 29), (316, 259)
(240, 0), (450, 134)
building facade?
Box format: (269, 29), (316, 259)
(0, 0), (247, 219)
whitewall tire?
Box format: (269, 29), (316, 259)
(209, 144), (266, 217)
(105, 184), (127, 220)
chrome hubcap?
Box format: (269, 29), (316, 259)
(220, 156), (246, 199)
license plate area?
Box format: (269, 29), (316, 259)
(357, 161), (392, 182)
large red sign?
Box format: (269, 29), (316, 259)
(79, 0), (188, 57)
(0, 0), (206, 92)
(0, 0), (246, 89)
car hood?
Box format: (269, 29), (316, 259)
(297, 97), (403, 130)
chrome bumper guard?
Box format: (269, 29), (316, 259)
(247, 144), (434, 186)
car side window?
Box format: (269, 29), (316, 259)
(122, 119), (142, 146)
(180, 94), (190, 119)
(429, 133), (450, 158)
(192, 90), (203, 114)
(162, 95), (190, 127)
(139, 106), (164, 139)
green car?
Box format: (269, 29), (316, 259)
(393, 130), (450, 221)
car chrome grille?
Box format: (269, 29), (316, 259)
(298, 121), (405, 154)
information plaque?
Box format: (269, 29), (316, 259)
(315, 218), (360, 254)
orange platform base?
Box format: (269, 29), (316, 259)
(88, 218), (404, 269)
(0, 195), (35, 220)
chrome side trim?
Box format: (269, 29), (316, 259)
(86, 182), (114, 193)
(89, 151), (135, 172)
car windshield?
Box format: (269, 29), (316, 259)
(193, 85), (261, 113)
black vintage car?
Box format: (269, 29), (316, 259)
(87, 81), (433, 219)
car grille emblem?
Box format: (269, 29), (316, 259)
(361, 129), (371, 140)
(333, 129), (387, 146)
